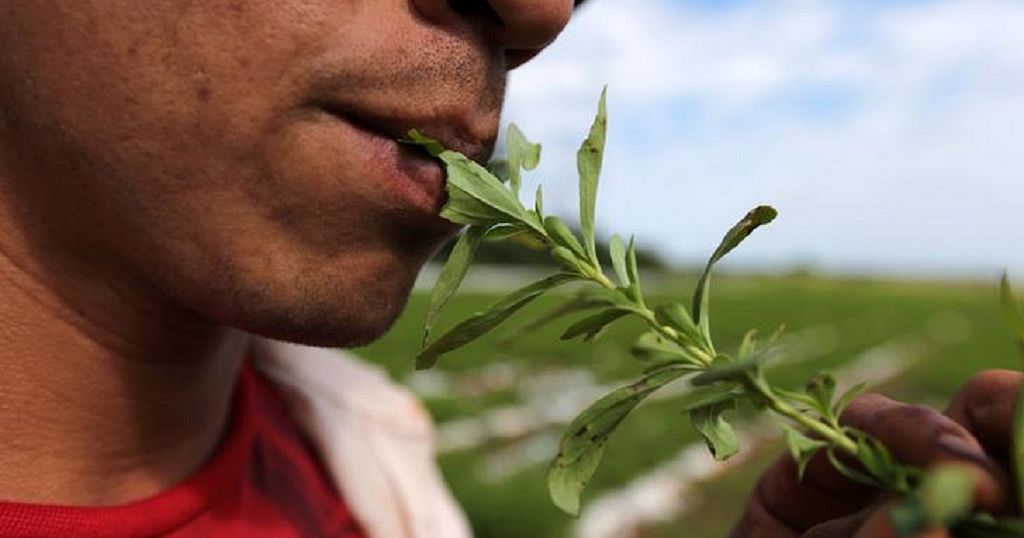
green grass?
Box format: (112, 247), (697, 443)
(354, 272), (1020, 538)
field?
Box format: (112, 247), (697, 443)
(354, 269), (1021, 538)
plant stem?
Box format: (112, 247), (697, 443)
(580, 260), (715, 367)
(745, 375), (860, 456)
(574, 252), (859, 455)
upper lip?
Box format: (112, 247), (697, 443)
(313, 100), (494, 165)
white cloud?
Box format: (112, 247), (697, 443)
(503, 0), (1024, 277)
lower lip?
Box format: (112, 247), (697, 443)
(322, 110), (449, 216)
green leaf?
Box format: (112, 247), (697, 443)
(422, 226), (488, 347)
(548, 366), (690, 516)
(690, 355), (761, 386)
(692, 206), (778, 344)
(560, 308), (629, 342)
(485, 224), (530, 242)
(631, 331), (689, 362)
(406, 129), (445, 156)
(805, 373), (838, 421)
(500, 292), (608, 345)
(834, 382), (867, 418)
(506, 123), (541, 196)
(417, 273), (577, 369)
(690, 400), (739, 460)
(535, 185), (545, 217)
(625, 236), (644, 304)
(551, 246), (586, 274)
(544, 216), (587, 259)
(891, 465), (974, 537)
(1000, 273), (1024, 353)
(609, 234), (629, 288)
(919, 466), (974, 526)
(784, 427), (827, 480)
(677, 385), (744, 412)
(577, 87), (608, 265)
(441, 151), (538, 229)
(440, 181), (513, 227)
(737, 330), (758, 361)
(654, 302), (703, 344)
(487, 159), (510, 184)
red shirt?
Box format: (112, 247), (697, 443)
(0, 366), (367, 538)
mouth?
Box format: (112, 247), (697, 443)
(308, 99), (494, 217)
(313, 100), (492, 165)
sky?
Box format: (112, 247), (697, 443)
(501, 0), (1024, 279)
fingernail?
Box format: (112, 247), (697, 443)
(935, 433), (984, 462)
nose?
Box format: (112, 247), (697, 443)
(414, 0), (575, 69)
(487, 0), (574, 55)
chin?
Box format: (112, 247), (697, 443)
(219, 249), (425, 350)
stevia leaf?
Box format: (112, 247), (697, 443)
(738, 330), (758, 361)
(631, 331), (688, 362)
(919, 466), (973, 527)
(485, 225), (530, 242)
(548, 366), (690, 516)
(834, 382), (867, 418)
(535, 185), (545, 217)
(434, 147), (545, 234)
(440, 183), (511, 227)
(577, 87), (608, 266)
(806, 373), (838, 420)
(487, 159), (510, 184)
(690, 354), (763, 386)
(784, 427), (828, 480)
(609, 234), (629, 288)
(690, 400), (739, 460)
(775, 387), (819, 411)
(506, 123), (541, 196)
(544, 216), (587, 259)
(406, 129), (445, 156)
(826, 447), (880, 489)
(552, 246), (586, 274)
(501, 291), (608, 344)
(560, 308), (629, 342)
(692, 206), (778, 344)
(654, 302), (703, 344)
(417, 273), (577, 369)
(891, 465), (974, 537)
(677, 385), (744, 412)
(625, 236), (643, 304)
(1001, 273), (1024, 353)
(422, 226), (488, 347)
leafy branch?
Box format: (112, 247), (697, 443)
(407, 89), (1024, 535)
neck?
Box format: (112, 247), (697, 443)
(0, 230), (249, 506)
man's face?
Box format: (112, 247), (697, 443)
(0, 1), (572, 346)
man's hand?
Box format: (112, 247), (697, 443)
(731, 369), (1022, 538)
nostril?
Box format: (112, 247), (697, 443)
(449, 0), (503, 25)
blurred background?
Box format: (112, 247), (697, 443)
(356, 1), (1024, 536)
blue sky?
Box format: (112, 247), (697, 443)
(502, 0), (1024, 278)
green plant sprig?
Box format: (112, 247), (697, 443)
(407, 89), (1024, 536)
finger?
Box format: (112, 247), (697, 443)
(739, 453), (877, 533)
(802, 507), (872, 538)
(729, 490), (800, 538)
(943, 369), (1023, 464)
(841, 393), (1008, 512)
